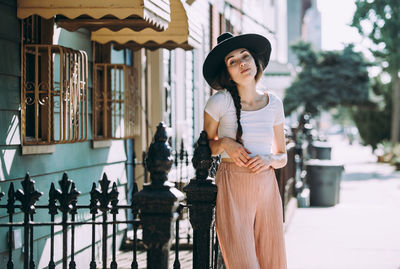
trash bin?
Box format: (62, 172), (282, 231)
(305, 159), (344, 206)
(310, 141), (332, 160)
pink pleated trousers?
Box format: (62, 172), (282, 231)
(215, 163), (287, 269)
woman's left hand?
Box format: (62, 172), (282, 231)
(245, 155), (271, 174)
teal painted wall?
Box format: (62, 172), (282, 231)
(0, 0), (130, 267)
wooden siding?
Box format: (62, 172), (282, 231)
(0, 1), (129, 266)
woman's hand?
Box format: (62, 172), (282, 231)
(246, 155), (272, 174)
(246, 153), (287, 173)
(221, 137), (251, 167)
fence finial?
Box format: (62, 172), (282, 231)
(192, 130), (213, 181)
(145, 122), (173, 187)
(134, 122), (184, 269)
(183, 130), (218, 267)
(15, 173), (42, 214)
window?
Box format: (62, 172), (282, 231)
(21, 16), (89, 145)
(93, 63), (140, 139)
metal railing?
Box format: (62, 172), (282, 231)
(275, 142), (297, 221)
(0, 172), (140, 269)
(0, 123), (218, 269)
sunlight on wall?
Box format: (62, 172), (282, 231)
(1, 115), (19, 180)
(6, 115), (20, 145)
(0, 149), (16, 181)
(53, 26), (62, 45)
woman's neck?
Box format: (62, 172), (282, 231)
(237, 81), (261, 105)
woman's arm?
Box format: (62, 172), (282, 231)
(268, 123), (287, 168)
(203, 111), (224, 155)
(204, 111), (251, 166)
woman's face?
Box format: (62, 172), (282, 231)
(224, 48), (257, 85)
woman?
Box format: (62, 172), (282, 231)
(203, 32), (287, 269)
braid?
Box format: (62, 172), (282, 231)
(226, 86), (243, 144)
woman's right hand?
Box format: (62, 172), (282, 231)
(221, 137), (252, 167)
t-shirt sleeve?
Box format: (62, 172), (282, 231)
(273, 95), (285, 126)
(204, 91), (225, 122)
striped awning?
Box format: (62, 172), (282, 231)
(17, 0), (171, 32)
(91, 0), (202, 50)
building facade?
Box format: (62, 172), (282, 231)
(0, 0), (300, 267)
(0, 0), (204, 266)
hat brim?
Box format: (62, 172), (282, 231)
(203, 34), (271, 89)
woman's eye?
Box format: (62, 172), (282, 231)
(243, 54), (250, 59)
(229, 60), (236, 66)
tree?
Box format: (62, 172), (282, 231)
(351, 0), (400, 142)
(351, 77), (392, 149)
(283, 42), (370, 117)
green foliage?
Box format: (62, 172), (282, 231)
(351, 78), (392, 149)
(352, 0), (400, 142)
(283, 42), (371, 116)
(351, 0), (400, 73)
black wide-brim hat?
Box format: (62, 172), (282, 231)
(203, 32), (271, 89)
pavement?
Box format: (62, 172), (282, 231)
(115, 135), (400, 269)
(285, 135), (400, 269)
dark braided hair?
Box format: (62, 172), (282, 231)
(213, 50), (264, 144)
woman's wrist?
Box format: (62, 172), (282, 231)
(261, 153), (287, 169)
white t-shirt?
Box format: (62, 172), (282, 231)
(204, 89), (285, 158)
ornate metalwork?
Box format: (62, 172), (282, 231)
(184, 130), (218, 269)
(49, 173), (81, 269)
(6, 183), (15, 268)
(6, 186), (13, 215)
(0, 172), (145, 268)
(145, 122), (174, 187)
(131, 181), (139, 269)
(93, 64), (139, 139)
(21, 44), (88, 145)
(134, 122), (184, 269)
(89, 183), (98, 269)
(14, 173), (42, 269)
(48, 184), (57, 269)
(191, 131), (213, 181)
(91, 173), (119, 213)
(51, 173), (81, 213)
(173, 203), (185, 269)
(90, 173), (119, 269)
(15, 173), (43, 215)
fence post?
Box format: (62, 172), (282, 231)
(183, 131), (218, 269)
(134, 122), (184, 269)
(14, 173), (42, 269)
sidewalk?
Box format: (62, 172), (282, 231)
(285, 135), (400, 269)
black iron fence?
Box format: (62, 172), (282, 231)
(0, 171), (141, 269)
(0, 122), (298, 269)
(0, 123), (218, 269)
(275, 142), (297, 222)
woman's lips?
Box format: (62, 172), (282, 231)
(241, 68), (250, 74)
